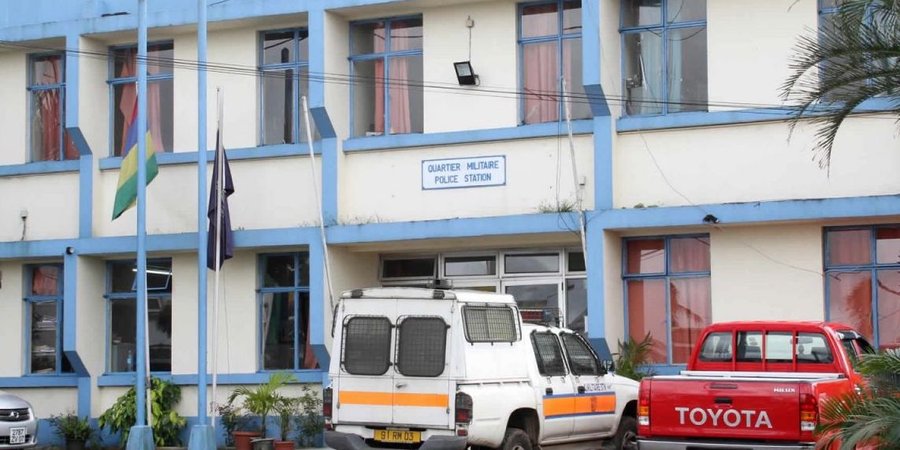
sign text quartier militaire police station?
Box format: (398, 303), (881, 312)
(422, 155), (506, 190)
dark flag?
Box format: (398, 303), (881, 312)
(207, 129), (234, 270)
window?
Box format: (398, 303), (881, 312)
(109, 42), (174, 156)
(350, 17), (423, 137)
(463, 305), (519, 343)
(825, 226), (900, 350)
(532, 331), (567, 376)
(28, 53), (78, 162)
(518, 0), (589, 124)
(24, 264), (72, 374)
(796, 333), (834, 363)
(561, 332), (602, 375)
(736, 331), (762, 362)
(259, 29), (311, 145)
(342, 316), (392, 375)
(396, 317), (447, 377)
(106, 259), (172, 373)
(698, 332), (732, 362)
(624, 235), (711, 364)
(259, 253), (316, 370)
(621, 0), (708, 116)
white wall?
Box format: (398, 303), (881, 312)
(4, 388), (77, 417)
(0, 173), (79, 241)
(210, 251), (259, 375)
(327, 247), (379, 344)
(0, 50), (27, 165)
(0, 263), (24, 376)
(79, 36), (110, 157)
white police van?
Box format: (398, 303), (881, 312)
(323, 287), (638, 450)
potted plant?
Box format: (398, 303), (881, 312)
(272, 396), (298, 450)
(49, 411), (93, 450)
(227, 373), (295, 450)
(98, 376), (187, 447)
(293, 386), (324, 449)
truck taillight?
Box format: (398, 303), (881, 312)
(455, 391), (473, 436)
(638, 381), (651, 430)
(323, 387), (333, 431)
(799, 383), (817, 436)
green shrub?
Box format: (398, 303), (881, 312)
(49, 411), (93, 442)
(614, 332), (655, 381)
(98, 377), (187, 446)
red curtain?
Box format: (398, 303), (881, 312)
(670, 237), (710, 273)
(31, 266), (60, 296)
(627, 279), (667, 363)
(670, 278), (711, 363)
(626, 239), (665, 274)
(828, 271), (873, 339)
(116, 49), (165, 156)
(34, 56), (78, 161)
(876, 270), (900, 349)
(828, 229), (871, 266)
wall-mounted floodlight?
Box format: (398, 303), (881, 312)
(454, 61), (478, 86)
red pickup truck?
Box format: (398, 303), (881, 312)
(636, 321), (875, 450)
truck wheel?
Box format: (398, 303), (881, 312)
(611, 416), (637, 450)
(500, 428), (532, 450)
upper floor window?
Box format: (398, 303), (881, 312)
(28, 53), (78, 162)
(624, 235), (711, 364)
(259, 29), (311, 146)
(825, 226), (900, 350)
(621, 0), (708, 116)
(259, 253), (317, 370)
(106, 259), (173, 373)
(109, 42), (174, 156)
(24, 264), (73, 374)
(350, 17), (423, 137)
(518, 0), (589, 125)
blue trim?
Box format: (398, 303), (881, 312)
(322, 138), (338, 224)
(344, 121), (593, 152)
(581, 1), (607, 116)
(308, 9), (325, 109)
(63, 253), (88, 375)
(311, 108), (336, 139)
(77, 376), (91, 417)
(97, 144), (323, 169)
(594, 117), (612, 210)
(309, 241), (331, 369)
(0, 160), (79, 176)
(65, 33), (79, 131)
(97, 371), (326, 387)
(586, 223), (606, 348)
(546, 411), (616, 419)
(0, 376), (80, 387)
(78, 155), (93, 238)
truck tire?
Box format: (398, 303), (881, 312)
(611, 416), (637, 450)
(500, 428), (532, 450)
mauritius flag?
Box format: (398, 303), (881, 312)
(112, 102), (158, 220)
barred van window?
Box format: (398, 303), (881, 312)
(532, 332), (567, 376)
(462, 305), (518, 343)
(397, 317), (447, 377)
(342, 316), (392, 375)
(561, 333), (601, 375)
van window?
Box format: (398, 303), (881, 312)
(462, 305), (518, 343)
(698, 332), (732, 362)
(396, 317), (447, 377)
(342, 316), (392, 375)
(561, 333), (603, 376)
(796, 333), (834, 363)
(532, 332), (567, 376)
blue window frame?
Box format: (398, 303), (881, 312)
(107, 42), (174, 157)
(28, 53), (78, 162)
(623, 235), (711, 365)
(620, 0), (708, 116)
(518, 0), (589, 125)
(349, 16), (424, 137)
(105, 259), (173, 373)
(24, 264), (73, 374)
(259, 29), (312, 146)
(258, 252), (317, 371)
(824, 226), (900, 350)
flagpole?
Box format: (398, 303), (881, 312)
(211, 87), (224, 434)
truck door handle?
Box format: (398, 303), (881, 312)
(714, 397), (732, 404)
(546, 388), (553, 395)
(395, 383), (407, 389)
(577, 386), (586, 394)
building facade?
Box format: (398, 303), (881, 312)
(1, 0), (898, 445)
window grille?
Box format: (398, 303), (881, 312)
(532, 332), (567, 376)
(342, 316), (392, 375)
(396, 317), (447, 377)
(463, 305), (518, 343)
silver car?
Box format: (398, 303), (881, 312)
(0, 392), (37, 449)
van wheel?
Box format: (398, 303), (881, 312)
(500, 428), (532, 450)
(611, 416), (637, 450)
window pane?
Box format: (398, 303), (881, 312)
(382, 257), (436, 279)
(262, 292), (295, 370)
(667, 27), (707, 113)
(148, 297), (172, 372)
(764, 332), (793, 363)
(350, 21), (386, 55)
(627, 279), (667, 363)
(667, 0), (706, 23)
(670, 277), (710, 364)
(561, 333), (601, 375)
(827, 229), (871, 266)
(505, 253), (559, 273)
(31, 88), (64, 162)
(507, 284), (559, 311)
(113, 80), (173, 156)
(32, 54), (62, 85)
(31, 265), (60, 296)
(698, 331), (732, 362)
(565, 278), (587, 335)
(876, 227), (900, 264)
(626, 239), (665, 274)
(110, 261), (136, 292)
(876, 270), (900, 350)
(736, 331), (762, 362)
(343, 316), (392, 375)
(263, 31), (295, 65)
(264, 255), (296, 287)
(623, 31), (663, 115)
(622, 0), (662, 28)
(388, 55), (423, 134)
(148, 43), (174, 75)
(146, 262), (172, 292)
(523, 41), (559, 124)
(397, 317), (447, 377)
(827, 271), (873, 340)
(110, 299), (137, 372)
(261, 69), (294, 145)
(522, 3), (559, 38)
(568, 251), (585, 272)
(352, 59), (380, 137)
(563, 38), (590, 120)
(31, 302), (58, 373)
(463, 305), (517, 342)
(797, 333), (834, 363)
(390, 18), (423, 51)
(670, 236), (710, 273)
(445, 255), (496, 276)
(532, 332), (567, 376)
(562, 1), (582, 35)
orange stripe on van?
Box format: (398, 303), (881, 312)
(544, 393), (616, 418)
(339, 391), (449, 408)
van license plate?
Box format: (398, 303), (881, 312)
(10, 427), (26, 444)
(373, 429), (421, 444)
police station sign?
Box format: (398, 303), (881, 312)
(422, 155), (506, 190)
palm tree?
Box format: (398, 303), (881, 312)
(815, 349), (900, 449)
(781, 0), (900, 171)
